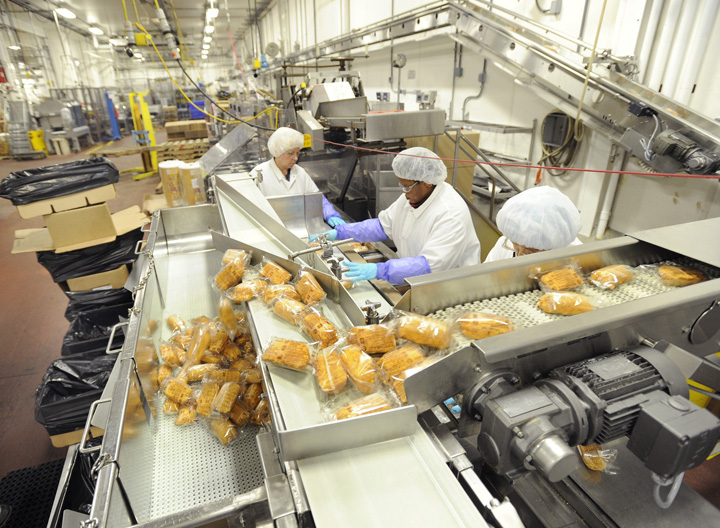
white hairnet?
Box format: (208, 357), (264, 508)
(497, 186), (581, 251)
(392, 147), (447, 185)
(268, 127), (304, 158)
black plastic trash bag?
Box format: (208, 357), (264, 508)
(65, 288), (133, 321)
(35, 350), (117, 436)
(0, 157), (119, 206)
(37, 228), (144, 283)
(62, 305), (127, 356)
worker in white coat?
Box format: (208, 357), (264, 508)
(484, 186), (582, 262)
(250, 127), (345, 226)
(310, 147), (481, 283)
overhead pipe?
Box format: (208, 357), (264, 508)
(646, 0), (682, 91)
(638, 0), (664, 84)
(660, 0), (699, 97)
(675, 0), (720, 105)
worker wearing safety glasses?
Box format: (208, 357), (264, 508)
(250, 127), (345, 227)
(310, 147), (481, 284)
(484, 186), (582, 262)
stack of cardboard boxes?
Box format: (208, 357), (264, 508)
(165, 120), (209, 140)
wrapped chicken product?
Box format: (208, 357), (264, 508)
(222, 341), (243, 362)
(300, 306), (339, 348)
(578, 444), (618, 473)
(538, 292), (594, 315)
(215, 259), (247, 290)
(396, 313), (451, 349)
(389, 356), (441, 403)
(251, 399), (271, 425)
(157, 364), (174, 386)
(455, 312), (515, 340)
(535, 264), (584, 292)
(262, 283), (302, 304)
(272, 297), (307, 324)
(347, 324), (396, 354)
(243, 382), (263, 410)
(163, 398), (179, 414)
(181, 363), (219, 383)
(296, 270), (326, 305)
(196, 381), (221, 416)
(222, 248), (250, 266)
(227, 279), (268, 303)
(313, 348), (348, 395)
(212, 381), (243, 414)
(159, 341), (184, 367)
(228, 400), (252, 426)
(163, 379), (193, 405)
(262, 338), (312, 370)
(377, 344), (426, 377)
(167, 314), (187, 333)
(218, 296), (237, 337)
(333, 393), (393, 421)
(210, 417), (238, 445)
(208, 329), (229, 354)
(242, 368), (263, 385)
(589, 265), (634, 290)
(658, 264), (707, 287)
(339, 344), (377, 393)
(175, 404), (196, 426)
(259, 259), (293, 285)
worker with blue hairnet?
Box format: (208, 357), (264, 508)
(484, 186), (582, 262)
(250, 127), (345, 227)
(310, 147), (481, 284)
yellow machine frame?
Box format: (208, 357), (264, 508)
(128, 91), (157, 180)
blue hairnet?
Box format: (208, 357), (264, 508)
(268, 127), (304, 158)
(497, 186), (581, 250)
(392, 147), (447, 185)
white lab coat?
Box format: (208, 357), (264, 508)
(249, 158), (320, 196)
(378, 182), (481, 272)
(484, 235), (583, 262)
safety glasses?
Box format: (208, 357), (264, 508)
(399, 180), (420, 193)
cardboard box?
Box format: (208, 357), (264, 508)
(165, 120), (208, 140)
(405, 132), (481, 199)
(50, 426), (104, 448)
(12, 205), (148, 254)
(66, 264), (129, 291)
(179, 162), (207, 205)
(15, 184), (117, 220)
(142, 193), (168, 215)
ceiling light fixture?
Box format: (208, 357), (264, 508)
(204, 25), (214, 34)
(55, 8), (76, 19)
(203, 36), (212, 43)
(206, 1), (219, 19)
(88, 27), (104, 35)
(202, 43), (210, 50)
(8, 45), (21, 50)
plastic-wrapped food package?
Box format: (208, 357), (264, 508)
(658, 264), (707, 287)
(388, 356), (441, 404)
(347, 324), (396, 354)
(588, 265), (635, 290)
(227, 279), (268, 302)
(175, 404), (197, 426)
(272, 297), (307, 324)
(377, 344), (426, 378)
(212, 381), (243, 414)
(159, 341), (184, 367)
(208, 328), (229, 354)
(182, 364), (219, 383)
(37, 228), (143, 283)
(163, 399), (179, 415)
(395, 313), (451, 349)
(0, 157), (120, 206)
(454, 311), (515, 340)
(215, 259), (247, 290)
(210, 417), (238, 445)
(218, 297), (237, 337)
(338, 344), (377, 394)
(538, 292), (594, 315)
(228, 400), (252, 426)
(242, 382), (263, 410)
(577, 444), (618, 473)
(313, 348), (348, 395)
(295, 270), (326, 305)
(534, 264), (585, 292)
(242, 368), (263, 385)
(222, 248), (249, 265)
(332, 393), (394, 421)
(163, 378), (193, 405)
(262, 338), (312, 371)
(167, 314), (188, 334)
(262, 283), (302, 304)
(258, 259), (292, 285)
(300, 306), (339, 348)
(157, 364), (174, 387)
(196, 381), (221, 416)
(251, 399), (271, 425)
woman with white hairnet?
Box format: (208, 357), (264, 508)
(484, 186), (582, 262)
(250, 127), (345, 226)
(310, 147), (481, 284)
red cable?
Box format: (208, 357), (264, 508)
(314, 137), (720, 181)
(228, 27), (256, 94)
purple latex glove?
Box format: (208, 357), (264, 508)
(376, 256), (431, 284)
(336, 218), (388, 242)
(321, 195), (342, 222)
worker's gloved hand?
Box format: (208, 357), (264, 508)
(327, 216), (346, 227)
(344, 261), (378, 282)
(308, 229), (337, 243)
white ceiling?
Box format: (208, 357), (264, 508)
(16, 0), (273, 63)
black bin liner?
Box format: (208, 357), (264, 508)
(62, 305), (127, 356)
(37, 228), (144, 283)
(35, 349), (116, 436)
(65, 288), (133, 321)
(0, 157), (120, 206)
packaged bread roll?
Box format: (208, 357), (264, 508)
(167, 314), (187, 333)
(172, 332), (192, 350)
(208, 329), (229, 354)
(215, 260), (246, 290)
(212, 381), (242, 414)
(242, 368), (263, 385)
(163, 379), (193, 405)
(389, 356), (441, 403)
(296, 271), (326, 304)
(334, 394), (392, 420)
(175, 405), (196, 426)
(251, 399), (270, 425)
(222, 248), (249, 266)
(397, 314), (451, 349)
(222, 341), (243, 362)
(273, 298), (307, 324)
(377, 344), (425, 377)
(210, 418), (238, 445)
(301, 310), (339, 348)
(197, 382), (220, 416)
(263, 284), (302, 304)
(263, 338), (311, 370)
(539, 266), (584, 291)
(160, 342), (182, 367)
(183, 363), (219, 383)
(259, 260), (292, 285)
(243, 382), (263, 410)
(457, 312), (514, 340)
(229, 358), (254, 372)
(339, 345), (376, 393)
(158, 364), (174, 386)
(347, 325), (396, 354)
(538, 292), (594, 315)
(218, 296), (238, 337)
(314, 349), (348, 395)
(589, 265), (634, 290)
(228, 400), (252, 426)
(228, 279), (268, 302)
(658, 265), (707, 287)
